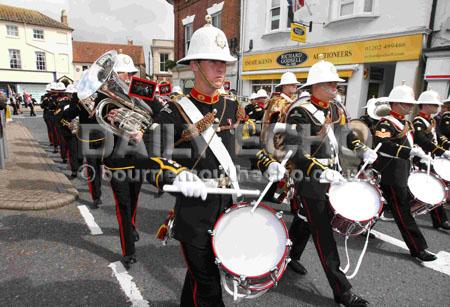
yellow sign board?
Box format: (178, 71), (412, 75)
(243, 34), (423, 72)
(290, 23), (306, 43)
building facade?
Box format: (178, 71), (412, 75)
(0, 4), (73, 98)
(72, 40), (146, 81)
(150, 39), (174, 83)
(240, 0), (435, 118)
(166, 0), (240, 92)
(423, 0), (450, 100)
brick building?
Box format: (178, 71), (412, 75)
(166, 0), (240, 93)
(72, 40), (146, 80)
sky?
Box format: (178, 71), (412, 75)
(0, 0), (174, 74)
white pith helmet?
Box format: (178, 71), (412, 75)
(388, 81), (417, 104)
(51, 82), (66, 91)
(114, 53), (138, 74)
(364, 97), (391, 120)
(417, 89), (442, 105)
(301, 55), (344, 88)
(249, 92), (257, 100)
(254, 88), (269, 99)
(45, 83), (52, 92)
(177, 15), (237, 65)
(276, 72), (301, 88)
(65, 84), (77, 94)
(171, 85), (183, 95)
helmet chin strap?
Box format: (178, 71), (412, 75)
(195, 61), (223, 90)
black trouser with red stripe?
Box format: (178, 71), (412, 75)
(380, 184), (428, 253)
(43, 116), (53, 145)
(291, 196), (351, 296)
(110, 170), (142, 257)
(67, 136), (83, 173)
(180, 242), (224, 307)
(430, 206), (448, 227)
(85, 156), (102, 202)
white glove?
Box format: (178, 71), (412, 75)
(363, 149), (378, 164)
(173, 171), (207, 200)
(264, 162), (287, 182)
(443, 151), (450, 159)
(410, 147), (427, 159)
(319, 169), (346, 184)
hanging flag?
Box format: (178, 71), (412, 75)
(288, 0), (305, 15)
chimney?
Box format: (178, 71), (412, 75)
(61, 10), (68, 26)
(127, 39), (133, 45)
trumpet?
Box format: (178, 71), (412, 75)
(77, 50), (153, 137)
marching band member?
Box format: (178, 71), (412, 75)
(413, 89), (450, 230)
(373, 83), (437, 261)
(153, 16), (285, 306)
(278, 57), (377, 306)
(41, 84), (54, 146)
(245, 89), (267, 121)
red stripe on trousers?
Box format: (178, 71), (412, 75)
(389, 186), (419, 252)
(180, 245), (199, 307)
(111, 187), (126, 256)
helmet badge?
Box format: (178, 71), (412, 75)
(215, 34), (226, 49)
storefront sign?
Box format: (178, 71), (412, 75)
(290, 23), (306, 43)
(276, 51), (308, 66)
(243, 34), (423, 72)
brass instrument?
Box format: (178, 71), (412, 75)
(77, 50), (153, 137)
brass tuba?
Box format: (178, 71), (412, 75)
(77, 50), (153, 137)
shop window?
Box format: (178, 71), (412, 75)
(33, 28), (44, 40)
(35, 51), (46, 71)
(251, 79), (277, 96)
(9, 49), (21, 69)
(6, 25), (18, 37)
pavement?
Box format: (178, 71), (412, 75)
(0, 119), (78, 210)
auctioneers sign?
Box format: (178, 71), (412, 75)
(243, 33), (423, 71)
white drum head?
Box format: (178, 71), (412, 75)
(433, 157), (450, 182)
(329, 181), (381, 221)
(213, 205), (287, 277)
(408, 172), (446, 205)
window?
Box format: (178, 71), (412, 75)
(9, 49), (21, 69)
(340, 0), (354, 16)
(270, 0), (281, 30)
(160, 53), (169, 72)
(211, 12), (222, 29)
(251, 79), (278, 96)
(33, 29), (44, 39)
(6, 25), (18, 37)
(36, 52), (46, 70)
(364, 0), (373, 12)
(184, 23), (193, 56)
(82, 65), (89, 71)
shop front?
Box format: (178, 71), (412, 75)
(241, 32), (424, 118)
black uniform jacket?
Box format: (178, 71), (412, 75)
(283, 96), (366, 200)
(437, 111), (450, 149)
(373, 112), (413, 187)
(413, 113), (445, 156)
(154, 89), (243, 248)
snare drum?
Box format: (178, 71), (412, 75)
(328, 181), (383, 236)
(407, 170), (447, 216)
(212, 202), (291, 300)
(432, 157), (450, 182)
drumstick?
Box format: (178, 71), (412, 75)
(251, 150), (293, 213)
(162, 185), (261, 196)
(355, 143), (382, 179)
(427, 152), (432, 176)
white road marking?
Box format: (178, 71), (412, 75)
(77, 205), (103, 235)
(370, 230), (450, 276)
(109, 261), (149, 307)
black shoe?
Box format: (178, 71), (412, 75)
(288, 259), (307, 275)
(411, 250), (437, 262)
(70, 172), (77, 178)
(90, 199), (102, 209)
(334, 290), (369, 307)
(132, 229), (140, 242)
(434, 221), (450, 230)
(121, 254), (137, 269)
